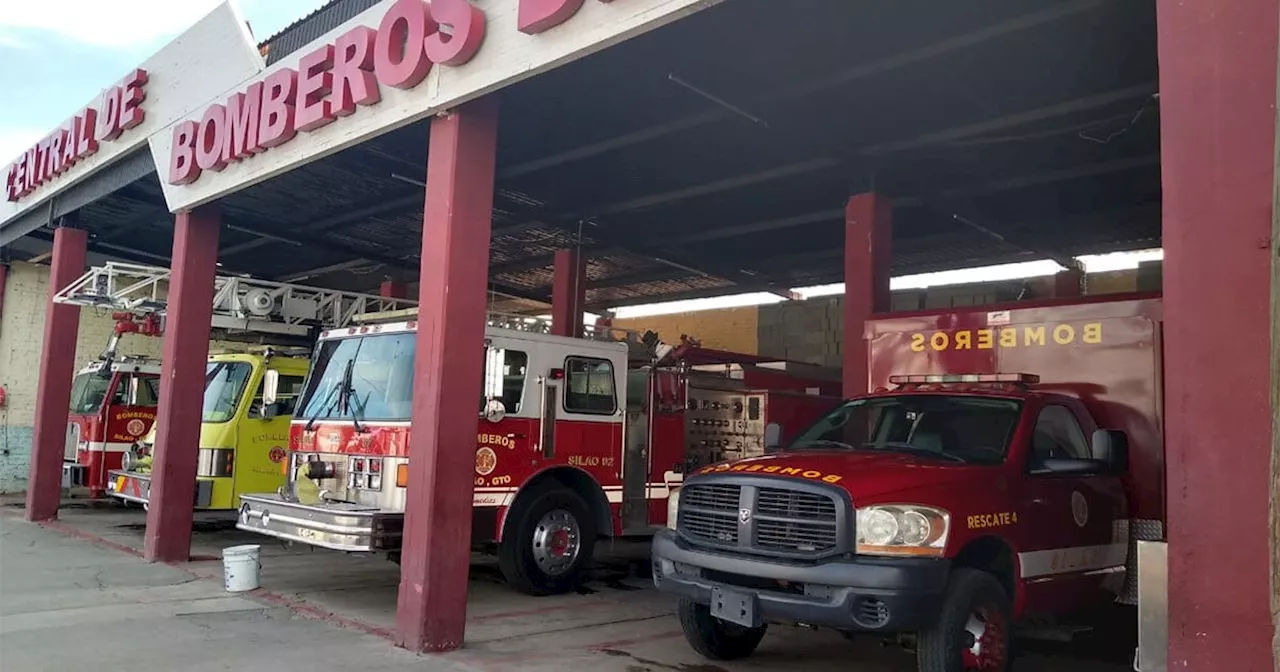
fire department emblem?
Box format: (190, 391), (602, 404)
(739, 508), (752, 524)
(326, 432), (341, 451)
(126, 419), (147, 436)
(268, 446), (287, 463)
(475, 447), (497, 476)
(1071, 491), (1089, 528)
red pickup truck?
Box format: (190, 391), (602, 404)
(653, 295), (1163, 672)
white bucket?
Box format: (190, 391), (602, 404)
(222, 544), (261, 592)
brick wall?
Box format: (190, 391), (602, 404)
(0, 262), (239, 493)
(611, 305), (758, 354)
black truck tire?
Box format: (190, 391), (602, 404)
(498, 487), (596, 596)
(677, 598), (768, 660)
(917, 568), (1013, 672)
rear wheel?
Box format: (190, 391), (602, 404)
(677, 598), (767, 660)
(498, 488), (596, 595)
(917, 569), (1013, 672)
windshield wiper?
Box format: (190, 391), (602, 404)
(303, 367), (348, 432)
(862, 441), (966, 463)
(339, 357), (365, 433)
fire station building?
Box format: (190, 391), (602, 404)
(0, 1), (1275, 670)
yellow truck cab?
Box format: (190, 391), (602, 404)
(109, 349), (310, 510)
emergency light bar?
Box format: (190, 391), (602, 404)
(889, 373), (1040, 385)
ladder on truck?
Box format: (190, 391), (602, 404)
(352, 307), (671, 362)
(53, 261), (418, 338)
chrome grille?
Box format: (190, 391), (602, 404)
(679, 481), (845, 557)
(682, 483), (739, 512)
(753, 487), (839, 553)
(756, 487), (837, 520)
(679, 483), (741, 545)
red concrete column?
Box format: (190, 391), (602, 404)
(1052, 268), (1084, 298)
(25, 226), (87, 521)
(1157, 0), (1279, 669)
(550, 247), (586, 337)
(143, 206), (220, 563)
(395, 96), (499, 653)
(842, 192), (892, 398)
(0, 262), (9, 321)
(380, 279), (407, 299)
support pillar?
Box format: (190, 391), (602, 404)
(395, 97), (499, 653)
(25, 225), (87, 521)
(380, 279), (407, 299)
(1157, 0), (1279, 668)
(143, 206), (220, 562)
(550, 247), (586, 337)
(1052, 268), (1084, 298)
(842, 192), (892, 398)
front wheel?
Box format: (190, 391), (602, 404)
(677, 598), (767, 661)
(917, 569), (1013, 672)
(498, 488), (596, 596)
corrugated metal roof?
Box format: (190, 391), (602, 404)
(262, 0), (382, 65)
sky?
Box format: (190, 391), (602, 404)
(0, 0), (329, 164)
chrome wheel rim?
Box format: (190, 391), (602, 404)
(531, 508), (581, 577)
(961, 605), (1007, 670)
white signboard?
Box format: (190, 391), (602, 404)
(151, 0), (722, 213)
(0, 3), (265, 229)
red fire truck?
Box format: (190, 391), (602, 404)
(63, 314), (164, 498)
(236, 312), (841, 594)
(654, 295), (1163, 671)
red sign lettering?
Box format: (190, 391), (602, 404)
(224, 83), (264, 160)
(332, 27), (381, 116)
(296, 44), (336, 132)
(517, 0), (614, 35)
(167, 0), (489, 187)
(4, 69), (146, 202)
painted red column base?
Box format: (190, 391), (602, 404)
(25, 226), (87, 522)
(395, 97), (500, 653)
(144, 206), (221, 563)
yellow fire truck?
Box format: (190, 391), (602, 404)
(108, 349), (310, 510)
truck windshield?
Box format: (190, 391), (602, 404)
(297, 333), (415, 422)
(789, 395), (1022, 465)
(68, 373), (111, 414)
(203, 361), (253, 423)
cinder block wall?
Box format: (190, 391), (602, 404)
(0, 262), (238, 493)
(612, 305), (758, 354)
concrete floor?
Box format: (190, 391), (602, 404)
(0, 498), (1134, 672)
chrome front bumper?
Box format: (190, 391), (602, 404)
(236, 493), (404, 553)
(106, 470), (214, 508)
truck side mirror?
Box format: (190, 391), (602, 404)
(1091, 429), (1129, 472)
(126, 377), (140, 406)
(262, 370), (280, 406)
(764, 422), (783, 453)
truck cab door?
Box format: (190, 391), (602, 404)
(1017, 402), (1128, 615)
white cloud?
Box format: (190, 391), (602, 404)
(0, 0), (225, 48)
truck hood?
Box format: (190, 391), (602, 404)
(691, 451), (991, 501)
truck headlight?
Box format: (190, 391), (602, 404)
(121, 451), (134, 471)
(666, 488), (681, 530)
(856, 505), (949, 557)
